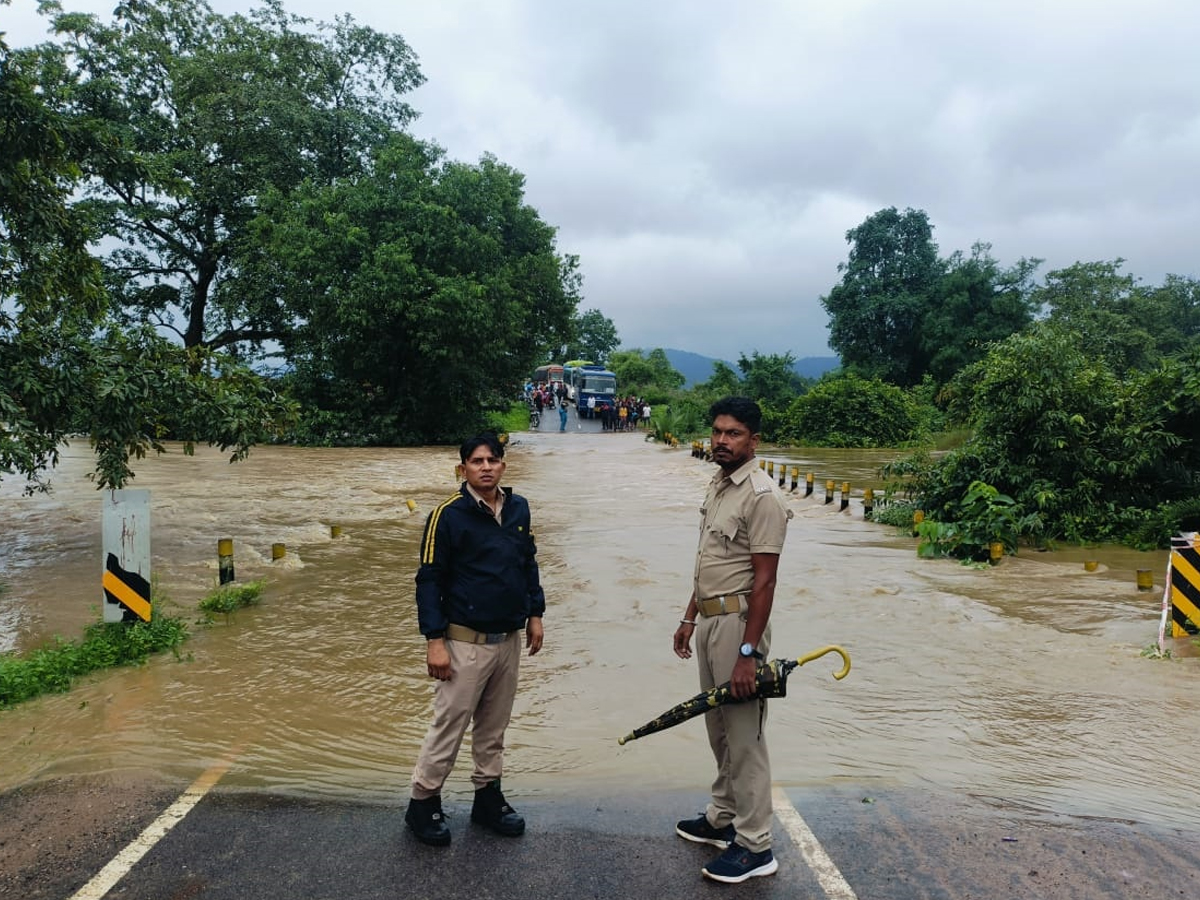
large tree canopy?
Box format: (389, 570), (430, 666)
(562, 308), (619, 366)
(821, 207), (943, 387)
(37, 0), (423, 358)
(260, 139), (579, 444)
(2, 23), (294, 490)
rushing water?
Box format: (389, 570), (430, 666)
(1, 431), (1196, 830)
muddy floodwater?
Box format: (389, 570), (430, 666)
(2, 430), (1197, 832)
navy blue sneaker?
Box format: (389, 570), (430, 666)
(702, 842), (778, 883)
(675, 813), (736, 848)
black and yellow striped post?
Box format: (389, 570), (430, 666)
(1170, 535), (1200, 637)
(766, 460), (775, 478)
(272, 542), (287, 561)
(778, 463), (787, 488)
(805, 472), (814, 497)
(824, 480), (834, 505)
(218, 537), (235, 585)
(789, 467), (799, 492)
(102, 490), (152, 623)
(840, 482), (850, 512)
(863, 488), (874, 520)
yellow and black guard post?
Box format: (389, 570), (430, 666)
(1170, 534), (1200, 637)
(103, 553), (152, 623)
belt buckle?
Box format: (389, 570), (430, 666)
(485, 632), (507, 645)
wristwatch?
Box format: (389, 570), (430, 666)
(739, 642), (761, 659)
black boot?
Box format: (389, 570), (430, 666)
(471, 780), (525, 836)
(405, 795), (451, 846)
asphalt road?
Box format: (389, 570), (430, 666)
(4, 775), (1198, 899)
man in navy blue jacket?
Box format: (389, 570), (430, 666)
(405, 433), (546, 846)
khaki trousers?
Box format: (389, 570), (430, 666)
(410, 631), (520, 799)
(696, 612), (773, 852)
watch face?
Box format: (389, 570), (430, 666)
(740, 643), (754, 657)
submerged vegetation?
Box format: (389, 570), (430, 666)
(0, 580), (267, 709)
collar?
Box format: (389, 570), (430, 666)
(464, 482), (508, 514)
(712, 456), (758, 486)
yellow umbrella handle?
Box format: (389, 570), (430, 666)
(794, 645), (851, 680)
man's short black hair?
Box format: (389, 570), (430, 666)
(460, 432), (506, 463)
(709, 396), (763, 434)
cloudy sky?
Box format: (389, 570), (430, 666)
(6, 0), (1199, 361)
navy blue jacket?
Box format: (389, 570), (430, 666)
(415, 485), (546, 636)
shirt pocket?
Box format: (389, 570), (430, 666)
(705, 512), (741, 555)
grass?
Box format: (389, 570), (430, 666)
(0, 613), (189, 708)
(485, 401), (530, 437)
(0, 578), (267, 709)
(197, 579), (265, 617)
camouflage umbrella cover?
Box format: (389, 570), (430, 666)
(618, 645), (851, 746)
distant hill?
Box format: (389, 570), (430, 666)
(662, 349), (840, 387)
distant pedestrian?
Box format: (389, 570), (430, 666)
(559, 402), (568, 431)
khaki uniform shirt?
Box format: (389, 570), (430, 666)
(693, 457), (792, 600)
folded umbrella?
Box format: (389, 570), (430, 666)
(617, 645), (851, 746)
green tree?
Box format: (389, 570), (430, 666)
(1035, 262), (1200, 373)
(921, 244), (1040, 385)
(919, 323), (1193, 544)
(821, 207), (943, 386)
(1035, 261), (1159, 373)
(693, 360), (742, 401)
(608, 348), (684, 404)
(262, 139), (578, 444)
(563, 308), (619, 365)
(737, 351), (807, 409)
(36, 0), (422, 358)
(2, 25), (294, 489)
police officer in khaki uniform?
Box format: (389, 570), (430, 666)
(672, 396), (792, 884)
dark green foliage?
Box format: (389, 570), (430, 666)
(778, 373), (921, 448)
(904, 325), (1200, 548)
(0, 616), (188, 708)
(915, 481), (1041, 561)
(822, 207), (943, 386)
(265, 141), (579, 444)
(609, 348), (685, 405)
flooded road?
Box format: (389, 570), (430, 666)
(1, 429), (1196, 834)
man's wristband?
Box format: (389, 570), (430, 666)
(679, 618), (697, 627)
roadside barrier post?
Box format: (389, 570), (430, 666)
(102, 490), (152, 623)
(1167, 533), (1200, 638)
(825, 480), (834, 505)
(790, 467), (799, 491)
(863, 488), (874, 520)
(218, 537), (235, 585)
(778, 464), (787, 488)
(805, 472), (814, 497)
(840, 482), (850, 512)
(272, 542), (287, 561)
(912, 510), (925, 537)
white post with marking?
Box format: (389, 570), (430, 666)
(101, 490), (152, 623)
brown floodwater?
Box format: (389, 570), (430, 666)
(2, 431), (1197, 831)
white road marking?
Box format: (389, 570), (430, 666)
(70, 758), (234, 900)
(773, 784), (859, 900)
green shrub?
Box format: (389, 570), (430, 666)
(198, 580), (265, 616)
(0, 615), (188, 709)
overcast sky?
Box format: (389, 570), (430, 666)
(6, 0), (1199, 361)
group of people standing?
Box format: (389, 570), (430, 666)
(404, 396), (791, 885)
(598, 395), (650, 431)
